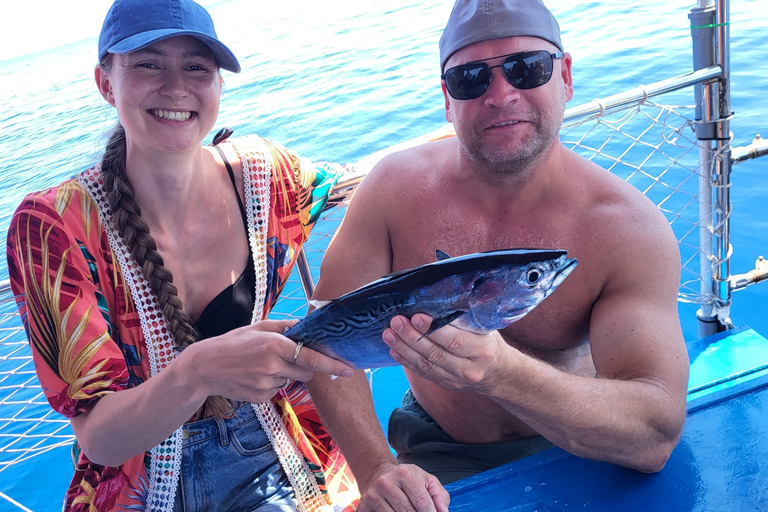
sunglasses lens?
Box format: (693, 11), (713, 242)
(502, 50), (554, 90)
(444, 64), (490, 100)
(444, 51), (558, 100)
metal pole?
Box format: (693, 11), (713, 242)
(705, 80), (732, 328)
(296, 248), (316, 303)
(563, 67), (721, 123)
(731, 134), (768, 164)
(689, 0), (719, 337)
(691, 0), (733, 336)
(711, 0), (733, 329)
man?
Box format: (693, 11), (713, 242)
(307, 0), (689, 510)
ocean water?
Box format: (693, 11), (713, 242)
(0, 0), (766, 509)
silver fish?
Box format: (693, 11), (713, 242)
(284, 248), (577, 369)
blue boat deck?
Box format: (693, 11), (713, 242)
(443, 327), (768, 511)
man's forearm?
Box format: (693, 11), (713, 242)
(308, 371), (398, 491)
(487, 352), (686, 472)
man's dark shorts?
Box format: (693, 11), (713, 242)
(387, 389), (554, 485)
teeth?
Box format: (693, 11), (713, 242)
(151, 109), (192, 121)
(494, 121), (519, 127)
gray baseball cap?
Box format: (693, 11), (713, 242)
(439, 0), (563, 71)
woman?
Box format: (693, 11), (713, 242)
(5, 0), (359, 510)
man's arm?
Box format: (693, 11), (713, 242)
(382, 204), (689, 472)
(307, 158), (450, 512)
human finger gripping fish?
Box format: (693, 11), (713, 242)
(284, 248), (577, 369)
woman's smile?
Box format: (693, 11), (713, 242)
(149, 109), (195, 122)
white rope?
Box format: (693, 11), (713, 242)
(0, 491), (34, 512)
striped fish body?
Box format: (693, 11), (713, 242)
(284, 248), (577, 369)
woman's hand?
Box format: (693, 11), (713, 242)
(181, 319), (354, 404)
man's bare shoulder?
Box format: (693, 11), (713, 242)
(316, 139), (458, 298)
(364, 137), (457, 187)
(564, 151), (680, 285)
(569, 152), (671, 235)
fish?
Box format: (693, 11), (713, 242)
(284, 248), (577, 369)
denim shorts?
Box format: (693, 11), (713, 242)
(173, 401), (296, 511)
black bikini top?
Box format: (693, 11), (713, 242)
(193, 143), (256, 340)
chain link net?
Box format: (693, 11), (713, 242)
(561, 100), (712, 305)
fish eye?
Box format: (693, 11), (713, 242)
(526, 267), (542, 285)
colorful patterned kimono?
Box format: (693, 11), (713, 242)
(6, 135), (359, 512)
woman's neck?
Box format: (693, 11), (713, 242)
(123, 142), (218, 234)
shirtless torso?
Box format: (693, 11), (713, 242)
(312, 133), (686, 448)
(307, 17), (688, 512)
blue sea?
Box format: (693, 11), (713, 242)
(0, 0), (766, 509)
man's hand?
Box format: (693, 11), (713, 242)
(382, 314), (508, 394)
(358, 463), (450, 512)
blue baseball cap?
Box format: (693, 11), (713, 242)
(98, 0), (241, 73)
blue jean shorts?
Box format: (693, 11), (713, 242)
(173, 401), (296, 511)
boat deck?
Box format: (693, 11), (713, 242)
(445, 327), (768, 511)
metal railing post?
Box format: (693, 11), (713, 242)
(690, 0), (718, 337)
(296, 248), (316, 304)
(691, 0), (733, 336)
(711, 0), (733, 328)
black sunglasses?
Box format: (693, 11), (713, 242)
(442, 50), (564, 100)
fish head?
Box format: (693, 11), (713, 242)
(468, 253), (577, 330)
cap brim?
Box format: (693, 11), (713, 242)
(105, 28), (241, 73)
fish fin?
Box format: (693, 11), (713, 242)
(418, 310), (466, 340)
(435, 249), (452, 261)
